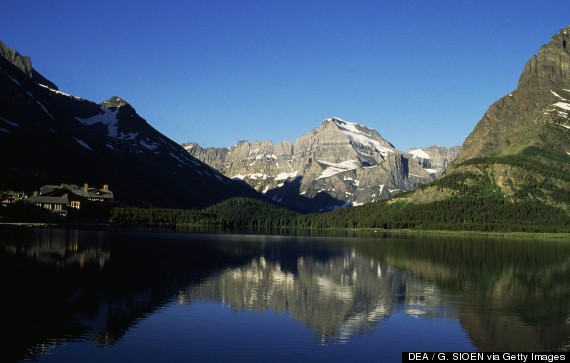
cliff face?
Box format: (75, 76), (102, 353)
(396, 26), (570, 211)
(185, 117), (445, 212)
(457, 26), (570, 162)
(408, 145), (461, 177)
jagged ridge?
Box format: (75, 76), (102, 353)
(185, 117), (458, 212)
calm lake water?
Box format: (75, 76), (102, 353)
(2, 228), (569, 362)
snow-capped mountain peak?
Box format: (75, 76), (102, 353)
(326, 117), (395, 161)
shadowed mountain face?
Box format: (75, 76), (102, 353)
(0, 41), (259, 208)
(184, 118), (456, 212)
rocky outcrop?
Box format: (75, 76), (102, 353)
(395, 25), (570, 211)
(0, 40), (32, 77)
(457, 25), (570, 162)
(518, 27), (570, 90)
(408, 145), (460, 176)
(184, 117), (446, 212)
(0, 40), (58, 90)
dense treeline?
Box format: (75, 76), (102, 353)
(293, 197), (570, 232)
(5, 146), (569, 233)
(110, 197), (299, 228)
(108, 195), (570, 233)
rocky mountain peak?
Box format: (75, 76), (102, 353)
(185, 117), (442, 212)
(518, 25), (570, 89)
(0, 40), (58, 90)
(455, 25), (570, 163)
(101, 96), (130, 109)
(0, 40), (33, 77)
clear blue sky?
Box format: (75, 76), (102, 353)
(1, 1), (568, 150)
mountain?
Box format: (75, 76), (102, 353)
(0, 40), (258, 208)
(457, 27), (570, 161)
(409, 25), (570, 209)
(408, 145), (460, 177)
(185, 117), (453, 212)
(301, 26), (570, 232)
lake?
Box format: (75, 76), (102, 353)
(2, 227), (568, 362)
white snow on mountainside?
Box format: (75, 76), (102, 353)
(409, 149), (431, 159)
(328, 117), (395, 159)
(185, 117), (458, 212)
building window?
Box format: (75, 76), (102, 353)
(54, 204), (62, 211)
(71, 201), (81, 209)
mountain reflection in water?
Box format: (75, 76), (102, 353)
(1, 228), (568, 362)
(178, 253), (445, 342)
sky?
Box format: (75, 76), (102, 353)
(1, 1), (569, 151)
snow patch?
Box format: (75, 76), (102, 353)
(316, 160), (359, 180)
(275, 171), (298, 181)
(0, 127), (10, 134)
(551, 90), (567, 100)
(0, 117), (19, 127)
(255, 153), (277, 160)
(36, 101), (54, 119)
(338, 201), (353, 208)
(78, 109), (139, 140)
(140, 139), (159, 150)
(553, 102), (570, 111)
(8, 75), (22, 86)
(410, 173), (430, 179)
(409, 149), (430, 159)
(556, 123), (570, 130)
(329, 118), (394, 158)
(232, 174), (245, 181)
(169, 153), (186, 165)
(38, 84), (82, 99)
(73, 137), (92, 151)
(424, 168), (438, 174)
(77, 109), (119, 136)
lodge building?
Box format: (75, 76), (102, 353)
(26, 183), (114, 215)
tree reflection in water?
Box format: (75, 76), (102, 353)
(1, 228), (568, 361)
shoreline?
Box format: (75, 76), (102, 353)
(1, 222), (569, 240)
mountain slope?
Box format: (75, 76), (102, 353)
(457, 27), (570, 161)
(299, 26), (570, 231)
(185, 117), (449, 212)
(408, 145), (460, 177)
(434, 26), (570, 210)
(0, 41), (258, 208)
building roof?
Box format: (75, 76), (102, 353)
(40, 184), (114, 200)
(27, 195), (69, 204)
